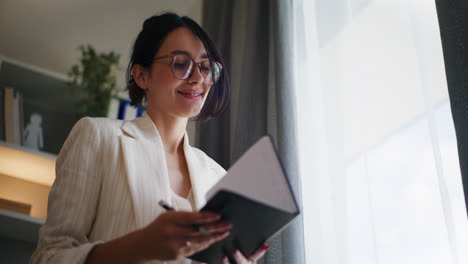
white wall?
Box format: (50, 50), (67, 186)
(0, 0), (203, 139)
(0, 0), (203, 96)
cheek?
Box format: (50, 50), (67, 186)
(147, 71), (177, 96)
(203, 85), (213, 100)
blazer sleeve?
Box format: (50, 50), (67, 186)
(31, 117), (105, 264)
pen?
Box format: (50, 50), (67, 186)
(158, 200), (174, 211)
(158, 200), (211, 236)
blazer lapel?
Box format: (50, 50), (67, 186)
(119, 113), (223, 227)
(119, 113), (171, 228)
(183, 134), (223, 209)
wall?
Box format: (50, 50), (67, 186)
(0, 0), (203, 94)
(0, 0), (202, 141)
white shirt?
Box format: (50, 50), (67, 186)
(165, 189), (200, 264)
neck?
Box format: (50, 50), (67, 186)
(146, 107), (188, 154)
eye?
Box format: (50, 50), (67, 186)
(173, 61), (189, 70)
(172, 55), (192, 70)
(201, 66), (211, 73)
(201, 61), (212, 72)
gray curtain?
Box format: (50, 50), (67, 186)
(435, 0), (468, 217)
(197, 0), (306, 263)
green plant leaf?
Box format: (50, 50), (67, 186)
(68, 44), (121, 117)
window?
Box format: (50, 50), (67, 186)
(293, 0), (468, 263)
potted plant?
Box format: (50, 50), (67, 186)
(68, 44), (120, 117)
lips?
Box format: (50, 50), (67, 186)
(177, 90), (203, 100)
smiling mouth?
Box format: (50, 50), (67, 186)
(177, 91), (203, 100)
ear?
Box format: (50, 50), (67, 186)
(132, 64), (149, 90)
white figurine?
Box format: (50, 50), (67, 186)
(23, 113), (44, 150)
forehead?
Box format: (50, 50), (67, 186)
(156, 27), (208, 59)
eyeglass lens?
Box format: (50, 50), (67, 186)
(171, 54), (222, 84)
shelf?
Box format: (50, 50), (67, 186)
(0, 141), (56, 160)
(0, 209), (44, 243)
(0, 142), (56, 186)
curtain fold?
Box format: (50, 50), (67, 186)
(435, 0), (468, 217)
(198, 0), (305, 263)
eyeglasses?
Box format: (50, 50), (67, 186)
(153, 53), (223, 85)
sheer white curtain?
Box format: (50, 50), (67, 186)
(292, 0), (468, 263)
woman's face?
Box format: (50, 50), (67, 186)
(143, 27), (212, 119)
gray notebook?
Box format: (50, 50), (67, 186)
(190, 135), (300, 264)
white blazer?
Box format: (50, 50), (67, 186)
(31, 113), (226, 264)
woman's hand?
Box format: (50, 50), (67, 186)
(222, 244), (270, 264)
(137, 211), (232, 261)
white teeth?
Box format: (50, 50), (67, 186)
(178, 91), (201, 96)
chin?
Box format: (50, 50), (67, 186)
(176, 108), (202, 119)
(174, 99), (207, 119)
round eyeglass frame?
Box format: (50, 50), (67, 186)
(153, 53), (223, 85)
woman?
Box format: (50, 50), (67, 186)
(31, 13), (268, 264)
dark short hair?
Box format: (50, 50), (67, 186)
(126, 12), (230, 122)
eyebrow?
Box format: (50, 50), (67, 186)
(170, 50), (209, 60)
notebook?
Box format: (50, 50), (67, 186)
(189, 136), (300, 263)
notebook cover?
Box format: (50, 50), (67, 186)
(189, 190), (298, 264)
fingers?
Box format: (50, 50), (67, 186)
(198, 221), (233, 235)
(248, 243), (269, 261)
(187, 230), (230, 246)
(168, 221), (232, 239)
(153, 211), (232, 260)
(167, 211), (221, 225)
(233, 249), (250, 263)
(180, 231), (230, 256)
(162, 211), (231, 239)
(144, 211), (230, 260)
(225, 244), (269, 264)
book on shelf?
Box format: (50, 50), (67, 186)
(4, 87), (14, 143)
(0, 89), (4, 141)
(189, 136), (300, 264)
(118, 99), (143, 120)
(107, 97), (144, 120)
(3, 87), (24, 145)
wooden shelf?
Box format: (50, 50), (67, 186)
(0, 209), (44, 243)
(0, 141), (56, 186)
(0, 141), (56, 160)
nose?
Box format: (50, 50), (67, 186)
(187, 64), (204, 84)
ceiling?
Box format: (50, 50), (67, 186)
(0, 0), (203, 92)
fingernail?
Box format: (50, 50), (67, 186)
(206, 213), (221, 220)
(213, 214), (221, 219)
(263, 244), (270, 250)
